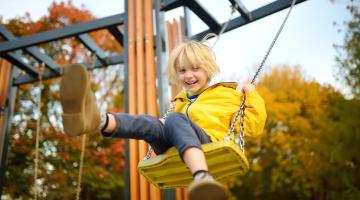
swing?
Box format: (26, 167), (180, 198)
(33, 53), (96, 199)
(138, 0), (297, 189)
(33, 71), (87, 200)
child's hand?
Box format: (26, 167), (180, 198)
(237, 82), (255, 94)
(243, 83), (255, 93)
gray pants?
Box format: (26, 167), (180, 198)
(102, 112), (211, 158)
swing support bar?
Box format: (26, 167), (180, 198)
(192, 0), (307, 40)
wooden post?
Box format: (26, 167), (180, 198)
(135, 0), (151, 199)
(128, 0), (140, 199)
(0, 59), (14, 194)
(144, 0), (162, 199)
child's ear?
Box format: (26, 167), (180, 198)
(207, 73), (212, 82)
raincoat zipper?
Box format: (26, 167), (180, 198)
(185, 94), (201, 118)
(185, 100), (194, 118)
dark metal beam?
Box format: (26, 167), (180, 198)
(185, 0), (221, 32)
(13, 53), (124, 85)
(23, 48), (61, 74)
(1, 53), (38, 77)
(0, 14), (125, 54)
(229, 0), (252, 21)
(0, 25), (61, 75)
(160, 0), (184, 11)
(192, 0), (308, 40)
(108, 26), (124, 47)
(183, 6), (192, 39)
(155, 0), (169, 121)
(123, 0), (130, 199)
(76, 34), (107, 65)
(0, 67), (18, 195)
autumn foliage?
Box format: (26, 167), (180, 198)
(1, 1), (125, 199)
(230, 66), (360, 200)
(1, 1), (360, 200)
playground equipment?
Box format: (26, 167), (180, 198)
(138, 0), (297, 189)
(0, 0), (307, 199)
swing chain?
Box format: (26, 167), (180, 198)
(89, 51), (97, 70)
(76, 55), (96, 199)
(238, 96), (246, 151)
(204, 4), (237, 48)
(161, 102), (176, 120)
(76, 134), (87, 200)
(144, 102), (175, 160)
(144, 147), (153, 160)
(34, 63), (45, 200)
(225, 94), (246, 152)
(251, 0), (297, 84)
(224, 0), (297, 152)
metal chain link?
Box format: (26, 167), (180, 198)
(212, 5), (237, 48)
(76, 134), (87, 200)
(34, 64), (44, 200)
(225, 0), (297, 152)
(144, 102), (175, 160)
(75, 55), (97, 199)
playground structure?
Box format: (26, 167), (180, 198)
(0, 0), (308, 199)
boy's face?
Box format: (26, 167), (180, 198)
(176, 64), (209, 95)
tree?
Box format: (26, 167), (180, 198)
(335, 2), (360, 98)
(1, 1), (125, 199)
(229, 66), (360, 200)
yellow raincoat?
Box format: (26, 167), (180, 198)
(173, 82), (267, 142)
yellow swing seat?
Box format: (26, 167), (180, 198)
(138, 140), (249, 189)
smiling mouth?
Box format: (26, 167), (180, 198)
(185, 81), (198, 86)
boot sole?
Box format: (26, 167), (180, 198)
(60, 64), (89, 136)
(188, 180), (227, 200)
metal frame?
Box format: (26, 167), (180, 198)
(0, 67), (19, 194)
(0, 14), (125, 85)
(191, 0), (307, 40)
(123, 0), (130, 200)
(0, 0), (308, 85)
(0, 0), (308, 198)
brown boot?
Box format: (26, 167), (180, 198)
(60, 64), (100, 136)
(188, 172), (227, 200)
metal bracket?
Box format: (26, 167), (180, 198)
(0, 106), (5, 115)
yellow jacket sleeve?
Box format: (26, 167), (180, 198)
(233, 90), (267, 141)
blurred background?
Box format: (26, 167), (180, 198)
(0, 0), (359, 199)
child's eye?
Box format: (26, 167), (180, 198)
(178, 68), (186, 73)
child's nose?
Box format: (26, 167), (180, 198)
(184, 71), (193, 78)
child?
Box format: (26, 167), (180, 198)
(60, 40), (266, 200)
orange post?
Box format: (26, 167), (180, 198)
(144, 0), (158, 117)
(169, 19), (182, 97)
(166, 21), (174, 53)
(166, 21), (176, 99)
(144, 0), (161, 198)
(0, 59), (12, 159)
(135, 0), (150, 199)
(128, 0), (140, 199)
(172, 19), (179, 50)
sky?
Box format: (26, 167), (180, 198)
(0, 0), (354, 91)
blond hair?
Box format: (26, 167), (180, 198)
(166, 40), (220, 84)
